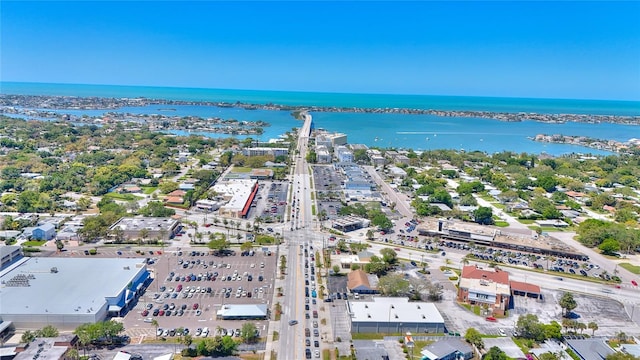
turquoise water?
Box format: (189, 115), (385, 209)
(2, 82), (639, 155)
(3, 81), (640, 116)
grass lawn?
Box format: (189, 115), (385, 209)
(142, 186), (157, 194)
(619, 263), (640, 275)
(22, 240), (46, 246)
(517, 219), (536, 224)
(232, 167), (253, 173)
(104, 192), (142, 201)
(494, 221), (509, 227)
(312, 204), (316, 215)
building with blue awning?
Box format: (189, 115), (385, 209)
(0, 257), (149, 329)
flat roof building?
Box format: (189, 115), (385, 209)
(212, 179), (258, 218)
(1, 245), (23, 271)
(216, 304), (269, 320)
(349, 297), (445, 334)
(0, 257), (150, 330)
(109, 217), (181, 242)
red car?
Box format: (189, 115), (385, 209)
(158, 310), (165, 316)
(193, 303), (199, 310)
(486, 316), (497, 322)
(141, 310), (149, 316)
(632, 280), (638, 286)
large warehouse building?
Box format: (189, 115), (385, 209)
(349, 297), (445, 334)
(0, 257), (150, 330)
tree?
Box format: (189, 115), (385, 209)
(558, 292), (577, 317)
(377, 273), (410, 296)
(332, 265), (341, 275)
(588, 321), (599, 336)
(207, 237), (230, 255)
(464, 327), (484, 350)
(151, 319), (159, 339)
(538, 353), (561, 360)
(138, 228), (150, 244)
(240, 322), (258, 344)
(483, 346), (507, 360)
(56, 239), (64, 252)
(37, 325), (59, 337)
(379, 248), (398, 266)
(366, 229), (374, 240)
(605, 353), (638, 360)
(21, 330), (36, 343)
(598, 238), (620, 256)
(240, 241), (253, 253)
(516, 314), (544, 341)
(473, 207), (494, 225)
(364, 255), (390, 276)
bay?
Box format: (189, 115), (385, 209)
(2, 82), (639, 155)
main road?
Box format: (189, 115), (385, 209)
(279, 112), (316, 360)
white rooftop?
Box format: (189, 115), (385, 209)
(350, 297), (444, 324)
(213, 179), (256, 212)
(0, 257), (146, 316)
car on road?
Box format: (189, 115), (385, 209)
(486, 316), (497, 322)
(498, 329), (506, 336)
(632, 280), (638, 286)
(288, 320), (298, 326)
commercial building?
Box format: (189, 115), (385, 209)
(331, 216), (370, 233)
(1, 245), (22, 271)
(418, 219), (589, 261)
(11, 335), (78, 360)
(457, 265), (511, 316)
(315, 132), (347, 149)
(349, 297), (445, 334)
(336, 146), (354, 163)
(0, 257), (150, 330)
(212, 179), (259, 218)
(109, 217), (181, 242)
(347, 269), (379, 294)
(242, 147), (289, 157)
(216, 304), (269, 320)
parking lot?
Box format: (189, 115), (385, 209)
(122, 247), (278, 340)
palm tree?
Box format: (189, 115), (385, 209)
(245, 222), (252, 232)
(588, 322), (598, 336)
(139, 228), (150, 244)
(151, 319), (159, 339)
(577, 322), (587, 334)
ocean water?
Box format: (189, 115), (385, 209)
(2, 81), (639, 155)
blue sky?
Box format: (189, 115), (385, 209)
(1, 1), (639, 100)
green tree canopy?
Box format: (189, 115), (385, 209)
(559, 292), (577, 317)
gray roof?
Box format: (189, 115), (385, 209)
(35, 223), (56, 232)
(0, 257), (147, 316)
(0, 245), (21, 257)
(352, 340), (389, 360)
(421, 338), (473, 359)
(566, 339), (615, 360)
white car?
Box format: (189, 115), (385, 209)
(498, 329), (506, 336)
(201, 327), (209, 337)
(156, 328), (164, 337)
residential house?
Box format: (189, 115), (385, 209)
(32, 223), (56, 241)
(565, 338), (615, 360)
(420, 338), (474, 360)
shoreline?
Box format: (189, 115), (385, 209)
(1, 94), (639, 126)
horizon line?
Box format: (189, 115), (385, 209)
(2, 80), (639, 103)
